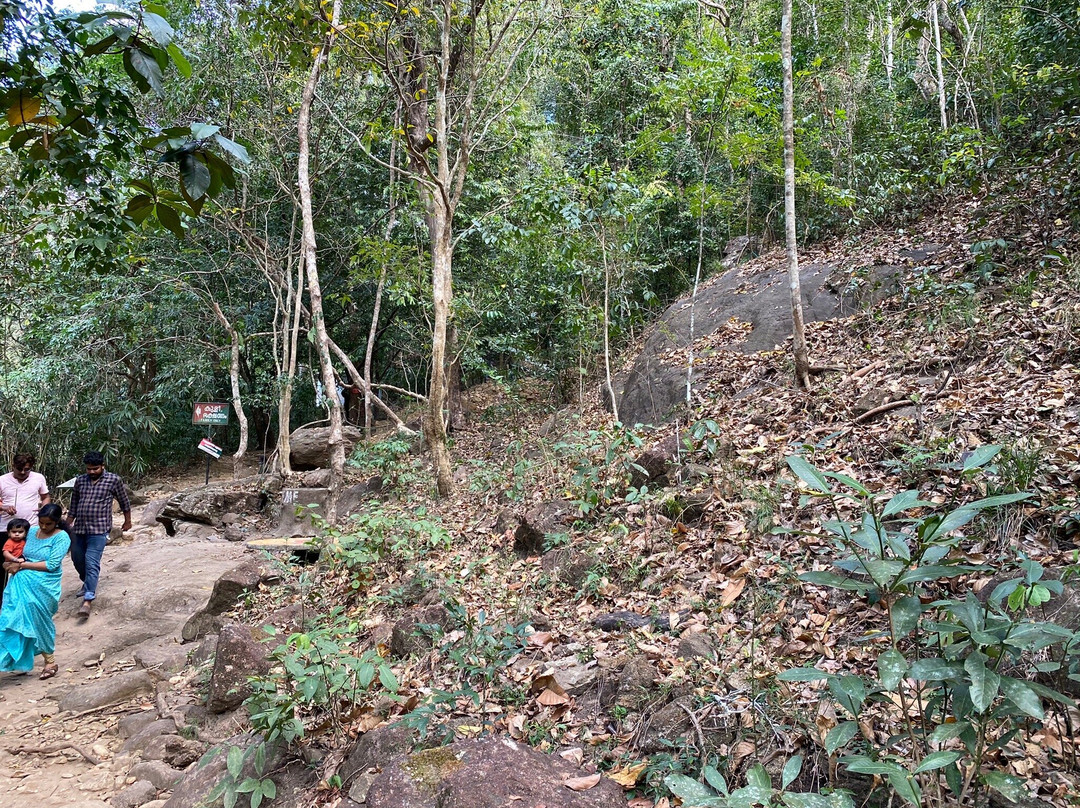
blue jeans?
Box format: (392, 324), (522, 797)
(71, 532), (108, 601)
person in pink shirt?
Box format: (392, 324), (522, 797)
(0, 454), (50, 604)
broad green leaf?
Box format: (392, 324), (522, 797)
(887, 771), (922, 807)
(190, 122), (221, 140)
(907, 658), (958, 681)
(998, 676), (1044, 719)
(746, 764), (771, 792)
(882, 490), (933, 517)
(787, 456), (833, 494)
(226, 745), (243, 778)
(862, 558), (904, 587)
(129, 47), (164, 94)
(798, 571), (867, 591)
(840, 756), (904, 776)
(166, 43), (192, 77)
(981, 771), (1028, 802)
(822, 471), (870, 496)
(877, 649), (908, 691)
(890, 596), (922, 638)
(262, 779), (277, 799)
(664, 774), (726, 807)
(915, 750), (960, 773)
(379, 664), (398, 692)
(829, 676), (866, 717)
(824, 722), (858, 755)
(1024, 679), (1076, 707)
(778, 666), (833, 682)
(215, 133), (251, 164)
(783, 795), (832, 808)
(142, 12), (174, 46)
(180, 155), (211, 199)
(703, 765), (729, 796)
(782, 755), (803, 790)
(250, 790), (264, 808)
(155, 203), (184, 238)
(965, 652), (1000, 714)
(929, 721), (970, 742)
(962, 444), (1001, 471)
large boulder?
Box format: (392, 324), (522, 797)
(182, 558), (278, 642)
(158, 485), (264, 533)
(512, 500), (575, 555)
(289, 424), (364, 470)
(390, 604), (451, 658)
(338, 721), (418, 793)
(206, 623), (272, 713)
(366, 736), (625, 808)
(163, 733), (315, 808)
(617, 260), (902, 426)
(55, 669), (154, 713)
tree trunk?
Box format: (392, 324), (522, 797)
(447, 322), (466, 431)
(885, 0), (894, 91)
(782, 0), (811, 389)
(427, 207), (454, 496)
(931, 0), (948, 129)
(210, 301), (249, 478)
(278, 250), (303, 475)
(598, 227), (619, 421)
(328, 337), (415, 433)
(297, 0), (346, 519)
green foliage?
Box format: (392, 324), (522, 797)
(347, 436), (416, 490)
(245, 607), (399, 746)
(777, 454), (1079, 806)
(665, 758), (854, 808)
(553, 422), (646, 514)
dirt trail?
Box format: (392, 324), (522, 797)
(0, 483), (253, 807)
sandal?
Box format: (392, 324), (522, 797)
(39, 663), (58, 680)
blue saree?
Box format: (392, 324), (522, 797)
(0, 526), (70, 671)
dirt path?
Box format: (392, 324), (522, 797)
(0, 492), (252, 806)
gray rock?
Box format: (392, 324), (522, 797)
(541, 548), (592, 588)
(636, 697), (694, 753)
(207, 624), (272, 713)
(390, 604), (450, 658)
(158, 486), (264, 534)
(513, 500), (575, 555)
(141, 801), (169, 808)
(223, 526), (245, 542)
(121, 719), (178, 755)
(139, 499), (168, 528)
(182, 558), (278, 642)
(132, 637), (189, 678)
(142, 734), (204, 768)
(617, 656), (659, 708)
(366, 736), (625, 808)
(289, 424), (364, 470)
(118, 709), (161, 739)
(677, 632), (716, 661)
(56, 669), (154, 714)
(189, 634), (218, 666)
(630, 434), (681, 487)
(338, 721), (418, 785)
(129, 760), (184, 791)
(618, 261), (903, 426)
(275, 487), (329, 538)
(339, 476), (384, 517)
(172, 520), (221, 541)
(111, 780), (158, 808)
(162, 734), (315, 808)
(546, 656), (600, 697)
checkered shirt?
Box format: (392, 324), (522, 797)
(70, 470), (131, 535)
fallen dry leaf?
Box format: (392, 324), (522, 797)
(537, 688), (570, 706)
(608, 761), (648, 787)
(563, 772), (602, 791)
(720, 578), (746, 607)
(559, 747), (584, 766)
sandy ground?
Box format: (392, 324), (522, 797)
(0, 480), (253, 807)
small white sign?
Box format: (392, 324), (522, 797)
(198, 438), (223, 459)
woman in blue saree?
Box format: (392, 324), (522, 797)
(0, 503), (69, 679)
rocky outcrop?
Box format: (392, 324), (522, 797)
(390, 604), (451, 658)
(55, 669), (154, 713)
(157, 484), (265, 534)
(617, 260), (903, 426)
(289, 424), (364, 470)
(629, 434), (681, 487)
(339, 721), (419, 799)
(206, 623), (272, 713)
(507, 500), (575, 555)
(182, 558), (279, 642)
(366, 736), (625, 808)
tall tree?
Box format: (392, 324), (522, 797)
(349, 0), (543, 496)
(782, 0), (811, 388)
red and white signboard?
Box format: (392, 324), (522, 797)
(192, 402), (229, 425)
(198, 438), (223, 459)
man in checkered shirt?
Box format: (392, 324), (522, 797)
(67, 451), (132, 618)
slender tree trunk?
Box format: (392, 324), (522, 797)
(365, 101), (401, 437)
(427, 207), (454, 496)
(211, 301), (249, 478)
(782, 0), (811, 389)
(931, 0), (948, 129)
(885, 0), (894, 91)
(297, 0), (346, 519)
(328, 337), (415, 433)
(279, 249), (303, 475)
(598, 227), (619, 421)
